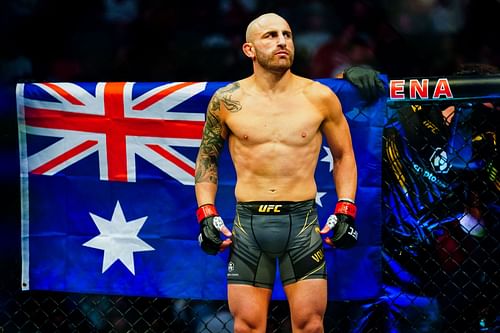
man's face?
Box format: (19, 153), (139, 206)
(248, 15), (295, 72)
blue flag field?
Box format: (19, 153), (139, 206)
(17, 79), (384, 300)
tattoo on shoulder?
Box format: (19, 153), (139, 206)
(218, 82), (242, 113)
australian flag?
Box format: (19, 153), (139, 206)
(17, 79), (385, 300)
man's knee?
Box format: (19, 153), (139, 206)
(231, 306), (268, 333)
(233, 317), (265, 333)
(293, 314), (324, 333)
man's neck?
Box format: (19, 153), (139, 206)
(252, 68), (294, 94)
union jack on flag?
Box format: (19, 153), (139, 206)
(19, 81), (211, 184)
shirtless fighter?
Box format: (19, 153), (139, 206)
(195, 12), (381, 333)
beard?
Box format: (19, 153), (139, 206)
(255, 49), (294, 73)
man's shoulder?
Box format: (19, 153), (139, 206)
(214, 81), (243, 97)
(301, 77), (337, 101)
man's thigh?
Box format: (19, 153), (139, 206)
(284, 279), (328, 318)
(228, 284), (273, 329)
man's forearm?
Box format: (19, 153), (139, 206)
(333, 156), (357, 200)
(195, 152), (220, 206)
(195, 182), (218, 207)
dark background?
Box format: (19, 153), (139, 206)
(1, 0), (499, 85)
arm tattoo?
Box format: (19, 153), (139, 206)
(219, 82), (242, 113)
(195, 83), (242, 184)
(195, 92), (226, 184)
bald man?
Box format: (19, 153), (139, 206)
(195, 13), (362, 332)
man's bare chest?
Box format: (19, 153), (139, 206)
(224, 96), (323, 144)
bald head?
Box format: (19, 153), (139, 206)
(245, 13), (290, 42)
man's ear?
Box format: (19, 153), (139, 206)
(242, 42), (255, 59)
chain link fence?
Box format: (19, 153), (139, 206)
(0, 285), (388, 332)
(2, 95), (498, 332)
(375, 97), (499, 333)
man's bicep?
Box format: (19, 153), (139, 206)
(203, 92), (227, 150)
(195, 94), (226, 184)
(323, 95), (354, 158)
(323, 118), (349, 158)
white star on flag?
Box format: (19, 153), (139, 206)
(320, 146), (334, 172)
(315, 192), (326, 207)
(83, 201), (155, 275)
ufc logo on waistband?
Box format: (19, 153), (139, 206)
(258, 204), (282, 213)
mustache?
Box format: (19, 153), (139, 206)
(274, 48), (292, 55)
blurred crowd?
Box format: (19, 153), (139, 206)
(1, 0), (499, 84)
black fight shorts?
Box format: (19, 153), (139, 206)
(227, 199), (327, 288)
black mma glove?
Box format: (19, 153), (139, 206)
(320, 199), (359, 248)
(344, 66), (386, 103)
(196, 204), (232, 255)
